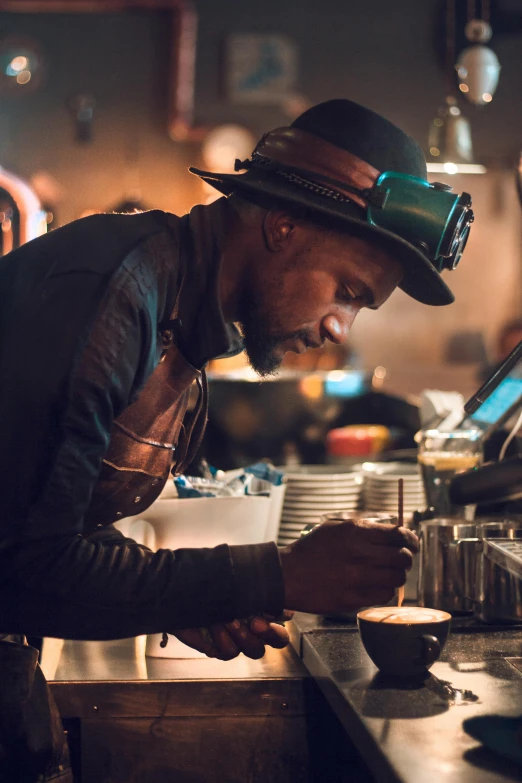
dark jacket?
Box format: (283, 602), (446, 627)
(0, 200), (284, 639)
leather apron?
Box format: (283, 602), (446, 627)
(84, 213), (208, 533)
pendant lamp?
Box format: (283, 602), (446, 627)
(456, 5), (501, 106)
(427, 97), (486, 175)
(427, 0), (486, 175)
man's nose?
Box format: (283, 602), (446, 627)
(322, 311), (357, 344)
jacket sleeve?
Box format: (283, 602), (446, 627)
(0, 242), (284, 640)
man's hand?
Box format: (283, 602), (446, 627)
(173, 611), (293, 660)
(280, 518), (418, 615)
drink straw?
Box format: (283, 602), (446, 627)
(397, 478), (405, 607)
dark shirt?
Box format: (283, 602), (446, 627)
(0, 201), (284, 639)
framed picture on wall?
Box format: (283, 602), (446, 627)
(225, 33), (298, 105)
(0, 0), (200, 141)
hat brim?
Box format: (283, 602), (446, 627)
(190, 167), (454, 306)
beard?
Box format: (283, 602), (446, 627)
(237, 286), (309, 377)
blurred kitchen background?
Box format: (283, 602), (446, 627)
(1, 0), (522, 466)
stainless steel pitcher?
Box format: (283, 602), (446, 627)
(417, 518), (477, 613)
(418, 516), (522, 618)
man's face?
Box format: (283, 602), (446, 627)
(236, 212), (404, 376)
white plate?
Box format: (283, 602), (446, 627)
(363, 508), (423, 516)
(284, 465), (362, 479)
(364, 497), (424, 506)
(285, 481), (362, 490)
(379, 502), (425, 508)
(288, 478), (362, 487)
(364, 477), (423, 487)
(286, 492), (362, 501)
(364, 493), (424, 502)
(364, 490), (425, 500)
(285, 490), (362, 501)
(364, 490), (424, 498)
(284, 492), (361, 509)
(361, 463), (421, 480)
(364, 485), (422, 495)
(286, 486), (362, 494)
(364, 475), (423, 484)
(286, 483), (363, 494)
(283, 501), (360, 516)
(364, 490), (425, 501)
(364, 504), (424, 512)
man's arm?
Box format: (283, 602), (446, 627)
(0, 228), (417, 642)
(0, 243), (284, 640)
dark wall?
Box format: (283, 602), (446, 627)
(195, 0), (522, 162)
(0, 0), (521, 225)
(0, 9), (202, 223)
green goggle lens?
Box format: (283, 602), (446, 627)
(367, 172), (474, 272)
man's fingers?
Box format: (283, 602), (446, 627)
(209, 624), (240, 660)
(174, 628), (218, 657)
(174, 617), (291, 661)
(359, 522), (419, 552)
(362, 545), (414, 571)
(249, 618), (290, 649)
(224, 620), (265, 659)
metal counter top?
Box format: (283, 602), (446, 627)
(46, 638), (328, 782)
(48, 637), (309, 721)
(50, 635), (306, 682)
(291, 613), (522, 783)
(46, 620), (522, 781)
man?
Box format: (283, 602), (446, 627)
(0, 99), (472, 780)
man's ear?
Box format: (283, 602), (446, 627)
(262, 210), (297, 252)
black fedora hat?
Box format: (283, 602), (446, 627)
(190, 100), (458, 306)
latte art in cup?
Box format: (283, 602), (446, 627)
(357, 605), (452, 676)
(358, 606), (451, 625)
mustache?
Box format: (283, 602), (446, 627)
(273, 328), (323, 350)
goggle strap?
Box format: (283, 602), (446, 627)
(235, 154), (373, 206)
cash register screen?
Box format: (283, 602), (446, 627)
(469, 369), (522, 429)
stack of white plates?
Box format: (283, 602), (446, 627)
(362, 462), (426, 519)
(277, 465), (363, 546)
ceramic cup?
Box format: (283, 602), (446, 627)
(357, 606), (451, 678)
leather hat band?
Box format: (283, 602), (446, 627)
(235, 126), (381, 210)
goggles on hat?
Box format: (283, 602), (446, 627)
(234, 124), (474, 274)
(366, 172), (474, 272)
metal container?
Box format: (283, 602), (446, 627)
(418, 516), (522, 620)
(474, 523), (522, 623)
(417, 518), (478, 613)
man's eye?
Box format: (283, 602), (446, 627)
(338, 287), (355, 304)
